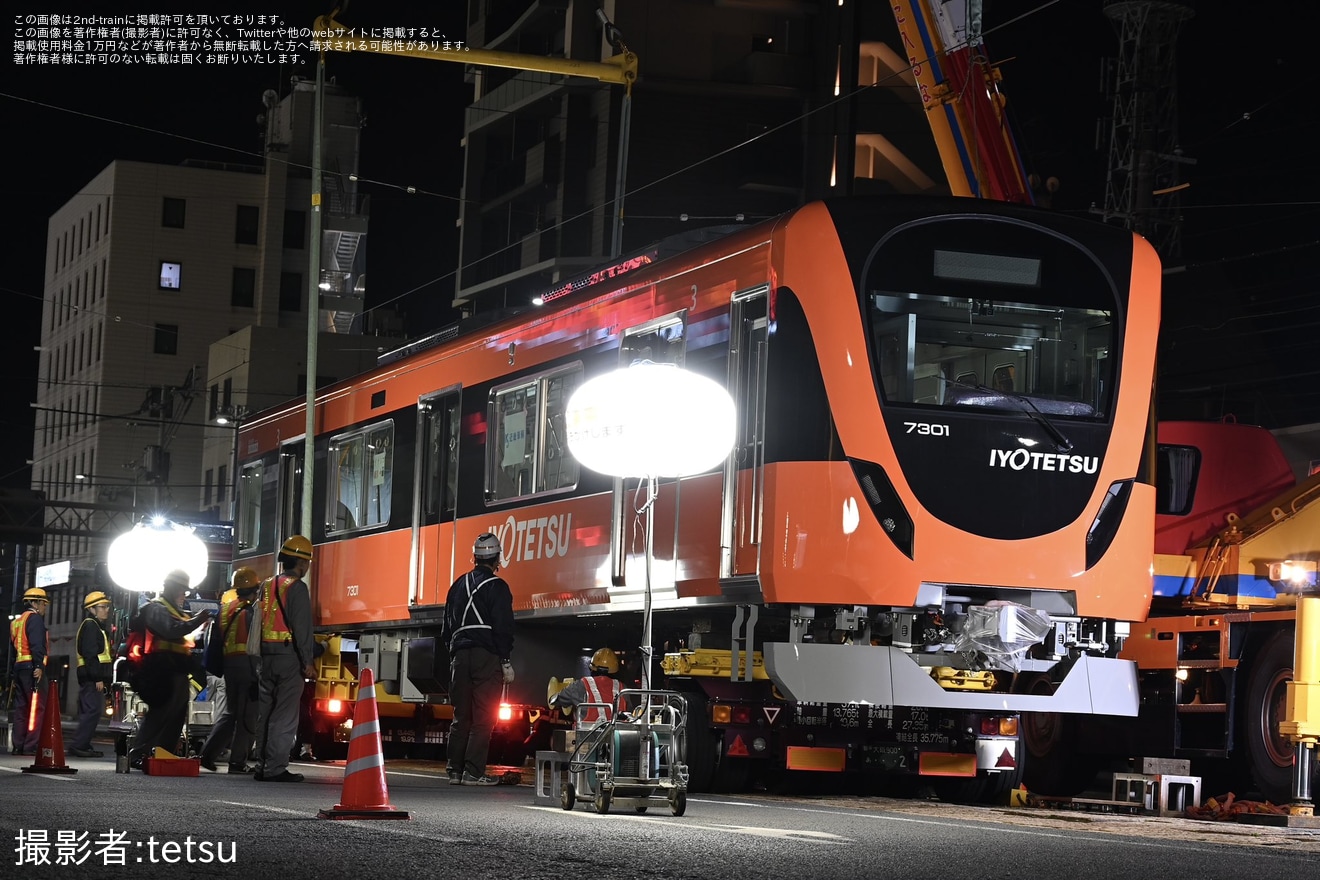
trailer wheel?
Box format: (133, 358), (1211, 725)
(1016, 673), (1099, 796)
(670, 790), (687, 817)
(594, 789), (611, 814)
(1237, 630), (1301, 804)
(560, 782), (576, 811)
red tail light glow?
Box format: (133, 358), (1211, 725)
(498, 703), (513, 722)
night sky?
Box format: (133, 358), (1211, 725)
(4, 1), (1317, 492)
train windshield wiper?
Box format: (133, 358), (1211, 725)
(943, 378), (1074, 452)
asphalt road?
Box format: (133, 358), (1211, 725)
(5, 751), (1319, 880)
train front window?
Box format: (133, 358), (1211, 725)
(865, 219), (1118, 419)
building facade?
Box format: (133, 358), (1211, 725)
(454, 0), (943, 315)
(26, 80), (382, 715)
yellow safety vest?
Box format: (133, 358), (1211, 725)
(144, 597), (194, 655)
(76, 618), (113, 666)
(9, 610), (48, 665)
(259, 574), (297, 644)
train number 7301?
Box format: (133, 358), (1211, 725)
(904, 422), (949, 436)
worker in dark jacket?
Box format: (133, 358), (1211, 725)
(129, 570), (213, 768)
(9, 586), (50, 755)
(441, 533), (515, 786)
(69, 591), (114, 757)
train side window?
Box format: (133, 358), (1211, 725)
(326, 421), (395, 534)
(486, 364), (582, 504)
(991, 363), (1016, 392)
(1156, 444), (1201, 516)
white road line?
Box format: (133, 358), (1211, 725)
(214, 801), (468, 843)
(522, 806), (851, 844)
(702, 801), (1256, 854)
(0, 766), (79, 781)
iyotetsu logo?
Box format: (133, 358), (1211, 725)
(489, 513), (573, 565)
(988, 449), (1099, 474)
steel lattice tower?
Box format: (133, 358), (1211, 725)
(1099, 0), (1194, 258)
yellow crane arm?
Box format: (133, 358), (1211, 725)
(313, 14), (638, 89)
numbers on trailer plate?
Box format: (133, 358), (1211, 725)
(904, 422), (949, 436)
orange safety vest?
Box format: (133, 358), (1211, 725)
(220, 596), (257, 657)
(580, 675), (621, 724)
(9, 610), (48, 665)
(259, 574), (297, 644)
(143, 597), (194, 655)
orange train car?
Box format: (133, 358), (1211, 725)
(233, 196), (1160, 798)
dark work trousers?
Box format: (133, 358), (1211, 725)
(70, 680), (105, 750)
(200, 657), (258, 768)
(10, 665), (43, 753)
(447, 646), (502, 778)
(130, 656), (191, 760)
(256, 653), (303, 778)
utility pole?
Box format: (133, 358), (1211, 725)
(1097, 0), (1195, 259)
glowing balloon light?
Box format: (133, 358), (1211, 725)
(565, 362), (736, 479)
(106, 522), (210, 592)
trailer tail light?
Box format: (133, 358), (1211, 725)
(498, 703), (513, 722)
(315, 699), (349, 717)
(979, 716), (1017, 736)
(711, 704), (755, 725)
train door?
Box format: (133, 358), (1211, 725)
(610, 313), (687, 592)
(721, 288), (769, 578)
(413, 388), (462, 607)
(276, 439), (304, 550)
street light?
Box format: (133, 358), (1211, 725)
(213, 404), (248, 522)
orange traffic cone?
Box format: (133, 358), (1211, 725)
(23, 680), (77, 775)
(318, 668), (409, 820)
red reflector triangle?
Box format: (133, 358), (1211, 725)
(727, 735), (749, 757)
(995, 748), (1016, 769)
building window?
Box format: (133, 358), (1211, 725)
(203, 469), (213, 507)
(159, 261), (181, 289)
(236, 205), (260, 245)
(231, 267), (256, 307)
(162, 197), (186, 229)
(154, 324), (179, 355)
(279, 271), (302, 312)
(283, 209), (306, 250)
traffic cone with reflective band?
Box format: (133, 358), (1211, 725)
(318, 668), (409, 820)
(23, 680), (77, 775)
